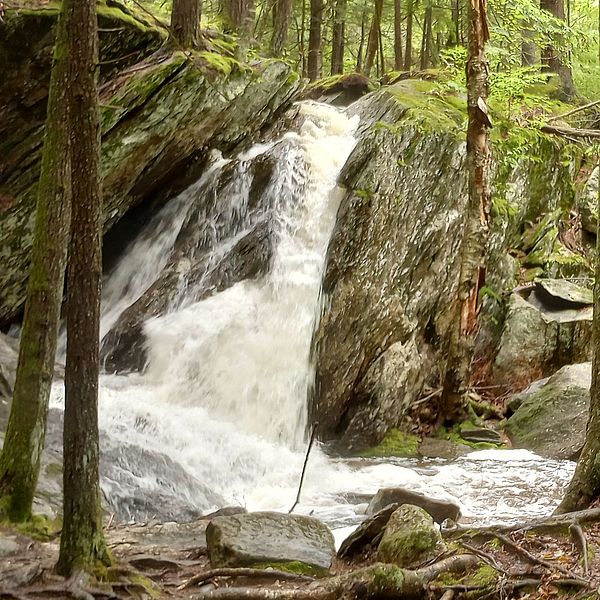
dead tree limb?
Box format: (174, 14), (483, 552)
(191, 557), (481, 600)
(569, 523), (589, 576)
(540, 124), (600, 139)
(546, 99), (600, 123)
(180, 568), (315, 590)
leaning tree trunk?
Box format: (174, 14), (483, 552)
(439, 0), (491, 425)
(171, 0), (201, 48)
(0, 0), (71, 524)
(556, 180), (600, 512)
(363, 0), (383, 76)
(307, 0), (324, 81)
(271, 0), (293, 57)
(394, 0), (403, 70)
(56, 0), (110, 576)
(540, 0), (576, 99)
(330, 0), (346, 75)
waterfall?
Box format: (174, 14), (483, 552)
(49, 102), (575, 530)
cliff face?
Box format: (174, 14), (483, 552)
(0, 3), (300, 325)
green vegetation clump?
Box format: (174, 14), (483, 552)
(358, 429), (420, 459)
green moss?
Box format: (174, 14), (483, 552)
(436, 563), (497, 587)
(198, 51), (241, 76)
(0, 513), (62, 541)
(357, 429), (420, 458)
(371, 564), (405, 592)
(436, 424), (504, 451)
(250, 561), (328, 577)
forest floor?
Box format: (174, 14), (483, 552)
(1, 512), (599, 600)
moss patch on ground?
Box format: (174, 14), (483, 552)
(357, 429), (421, 459)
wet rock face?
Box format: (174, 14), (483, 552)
(0, 6), (301, 325)
(206, 512), (335, 575)
(505, 363), (590, 460)
(310, 90), (467, 453)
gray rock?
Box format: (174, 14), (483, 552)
(337, 503), (400, 559)
(505, 363), (590, 460)
(535, 279), (593, 307)
(367, 488), (461, 524)
(0, 333), (18, 400)
(493, 292), (592, 385)
(459, 426), (503, 445)
(578, 166), (598, 234)
(0, 535), (19, 557)
(377, 504), (445, 567)
(418, 437), (471, 460)
(206, 512), (335, 574)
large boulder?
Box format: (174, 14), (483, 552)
(505, 363), (590, 460)
(0, 333), (18, 401)
(577, 166), (598, 234)
(0, 5), (301, 325)
(367, 488), (461, 524)
(377, 504), (445, 568)
(206, 512), (335, 575)
(492, 281), (592, 386)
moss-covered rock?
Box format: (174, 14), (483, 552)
(377, 505), (445, 567)
(0, 7), (301, 325)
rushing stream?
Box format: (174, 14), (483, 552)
(51, 102), (575, 538)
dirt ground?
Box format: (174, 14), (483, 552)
(1, 513), (599, 600)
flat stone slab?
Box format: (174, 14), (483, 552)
(206, 511), (335, 574)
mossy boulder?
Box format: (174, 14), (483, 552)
(0, 6), (301, 325)
(304, 73), (374, 106)
(505, 363), (590, 460)
(206, 512), (335, 576)
(377, 504), (445, 568)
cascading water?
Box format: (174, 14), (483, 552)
(50, 101), (575, 535)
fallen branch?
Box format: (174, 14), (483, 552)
(569, 523), (589, 576)
(190, 557), (480, 600)
(180, 568), (315, 590)
(546, 99), (600, 123)
(289, 423), (318, 513)
(540, 124), (600, 140)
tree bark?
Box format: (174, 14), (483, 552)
(394, 0), (403, 70)
(224, 0), (255, 56)
(356, 2), (367, 72)
(420, 4), (433, 69)
(363, 0), (383, 76)
(307, 0), (324, 81)
(439, 0), (491, 425)
(171, 0), (201, 48)
(0, 0), (71, 524)
(330, 0), (346, 75)
(271, 0), (293, 57)
(404, 0), (417, 70)
(540, 0), (576, 99)
(557, 176), (600, 512)
(56, 0), (110, 576)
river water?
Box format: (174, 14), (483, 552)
(51, 102), (575, 536)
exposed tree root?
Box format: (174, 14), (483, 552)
(569, 523), (589, 576)
(180, 568), (315, 590)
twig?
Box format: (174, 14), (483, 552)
(288, 424), (318, 513)
(179, 568), (315, 590)
(546, 99), (600, 123)
(569, 523), (589, 576)
(459, 541), (510, 576)
(494, 533), (589, 587)
(439, 590), (455, 600)
(413, 387), (443, 407)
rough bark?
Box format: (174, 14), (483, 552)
(404, 0), (416, 70)
(0, 1), (71, 523)
(420, 4), (433, 69)
(56, 0), (110, 576)
(440, 0), (491, 423)
(363, 0), (383, 76)
(271, 0), (293, 57)
(224, 0), (255, 55)
(307, 0), (323, 81)
(557, 177), (600, 512)
(330, 0), (346, 75)
(540, 0), (576, 99)
(356, 2), (367, 72)
(171, 0), (201, 48)
(394, 0), (403, 70)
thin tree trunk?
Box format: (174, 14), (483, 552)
(404, 0), (416, 70)
(356, 1), (368, 72)
(363, 0), (383, 76)
(56, 0), (110, 576)
(556, 168), (600, 512)
(300, 0), (307, 76)
(439, 0), (491, 425)
(225, 0), (256, 56)
(394, 0), (403, 70)
(420, 4), (432, 69)
(451, 0), (460, 45)
(171, 0), (201, 48)
(378, 19), (385, 75)
(0, 0), (71, 524)
(330, 0), (346, 74)
(271, 0), (293, 56)
(540, 0), (576, 98)
(307, 0), (324, 81)
(521, 29), (536, 67)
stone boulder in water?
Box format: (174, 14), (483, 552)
(206, 512), (335, 575)
(505, 363), (590, 460)
(0, 4), (301, 326)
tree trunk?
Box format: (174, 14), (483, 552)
(363, 0), (383, 76)
(271, 0), (293, 57)
(224, 0), (255, 55)
(56, 0), (110, 576)
(330, 0), (346, 75)
(394, 0), (403, 70)
(451, 0), (460, 45)
(307, 0), (323, 81)
(556, 176), (600, 512)
(420, 4), (432, 69)
(404, 0), (417, 70)
(540, 0), (576, 99)
(356, 2), (367, 72)
(171, 0), (201, 48)
(439, 0), (491, 425)
(0, 0), (71, 524)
